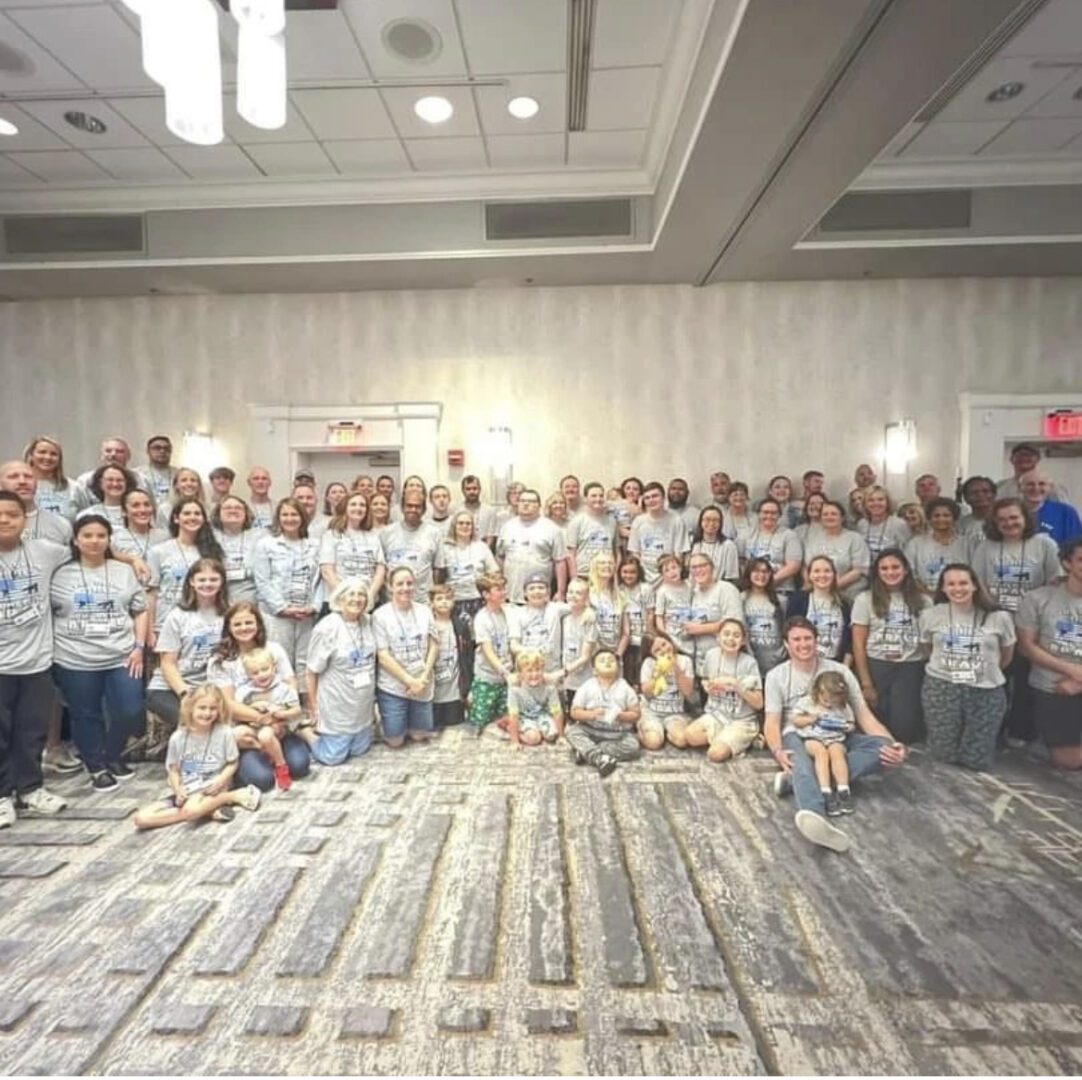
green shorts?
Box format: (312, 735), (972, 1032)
(469, 678), (508, 728)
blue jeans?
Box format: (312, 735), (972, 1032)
(311, 726), (374, 765)
(783, 730), (890, 816)
(236, 735), (311, 792)
(377, 690), (434, 739)
(52, 664), (145, 774)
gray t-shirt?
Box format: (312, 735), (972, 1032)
(0, 539), (69, 675)
(851, 590), (929, 663)
(619, 583), (652, 646)
(166, 724), (238, 792)
(970, 535), (1062, 614)
(628, 511), (689, 585)
(380, 522), (444, 599)
(857, 517), (912, 561)
(641, 653), (694, 715)
(738, 528), (803, 592)
(741, 591), (786, 671)
(571, 676), (638, 735)
(905, 533), (975, 592)
(148, 608), (224, 690)
(213, 528), (264, 605)
(1016, 584), (1082, 693)
(512, 601), (566, 671)
(653, 581), (694, 656)
(688, 580), (744, 670)
(508, 681), (562, 724)
(764, 658), (865, 737)
(34, 479), (77, 522)
(566, 511), (617, 576)
(50, 559), (146, 671)
(690, 538), (740, 583)
(590, 588), (624, 651)
(919, 604), (1015, 689)
(253, 534), (321, 614)
(561, 609), (599, 691)
(207, 641), (294, 692)
(433, 617), (460, 704)
(148, 538), (201, 630)
(112, 525), (168, 562)
(454, 501), (498, 541)
(442, 540), (498, 602)
(802, 528), (871, 596)
(371, 601), (437, 700)
(472, 605), (515, 683)
(319, 527), (385, 586)
(137, 464), (176, 507)
(701, 648), (761, 723)
(23, 510), (72, 546)
(496, 517), (567, 603)
(238, 678), (300, 712)
(306, 613), (377, 733)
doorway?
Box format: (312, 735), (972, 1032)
(294, 450), (401, 495)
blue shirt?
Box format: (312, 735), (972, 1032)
(1035, 500), (1082, 545)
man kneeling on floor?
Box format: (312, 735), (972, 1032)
(764, 616), (909, 852)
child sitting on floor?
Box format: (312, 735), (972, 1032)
(507, 649), (564, 746)
(567, 649), (641, 777)
(133, 685), (261, 829)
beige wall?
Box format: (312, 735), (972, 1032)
(3, 277), (1080, 504)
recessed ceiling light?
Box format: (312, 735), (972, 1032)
(414, 95), (453, 124)
(0, 117), (18, 137)
(63, 110), (107, 134)
(986, 81), (1025, 103)
(507, 96), (540, 120)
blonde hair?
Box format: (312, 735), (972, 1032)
(179, 685), (227, 730)
(811, 670), (849, 709)
(241, 647), (276, 675)
(587, 551), (624, 615)
(515, 648), (546, 672)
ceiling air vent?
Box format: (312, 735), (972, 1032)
(567, 0), (596, 132)
(818, 191), (971, 232)
(485, 199), (632, 241)
(3, 214), (145, 257)
(216, 1), (338, 10)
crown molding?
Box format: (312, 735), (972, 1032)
(852, 156), (1082, 191)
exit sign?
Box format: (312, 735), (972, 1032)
(1043, 410), (1082, 440)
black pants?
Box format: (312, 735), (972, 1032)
(867, 659), (925, 744)
(0, 671), (55, 797)
(146, 689), (182, 729)
(1003, 653), (1036, 742)
(452, 599), (482, 699)
(434, 700), (465, 728)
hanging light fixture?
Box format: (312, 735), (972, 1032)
(237, 23), (287, 129)
(163, 0), (224, 146)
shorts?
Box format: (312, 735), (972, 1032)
(433, 699), (465, 728)
(638, 706), (688, 741)
(517, 712), (560, 740)
(469, 678), (508, 728)
(311, 726), (374, 765)
(376, 691), (434, 740)
(798, 729), (848, 747)
(698, 715), (759, 756)
(1032, 689), (1082, 748)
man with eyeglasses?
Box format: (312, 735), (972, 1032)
(496, 488), (567, 604)
(137, 436), (176, 509)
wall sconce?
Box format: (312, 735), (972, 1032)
(181, 430), (219, 477)
(884, 420), (917, 475)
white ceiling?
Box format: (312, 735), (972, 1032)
(864, 0), (1082, 181)
(0, 0), (705, 194)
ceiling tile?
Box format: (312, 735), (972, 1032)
(291, 88), (397, 141)
(900, 120), (1006, 158)
(380, 85), (480, 139)
(9, 4), (151, 91)
(936, 57), (1072, 123)
(1028, 77), (1082, 119)
(0, 106), (71, 151)
(84, 147), (187, 181)
(5, 150), (110, 182)
(18, 98), (151, 149)
(106, 96), (235, 149)
(979, 117), (1082, 156)
(162, 144), (260, 181)
(587, 66), (660, 131)
(592, 0), (681, 69)
(454, 0), (566, 76)
(486, 133), (565, 168)
(405, 136), (487, 171)
(475, 73), (566, 136)
(243, 141), (338, 177)
(0, 155), (42, 184)
(0, 12), (85, 94)
(224, 95), (313, 145)
(1001, 0), (1082, 59)
(322, 138), (411, 174)
(340, 0), (467, 78)
(283, 9), (371, 81)
(567, 129), (645, 167)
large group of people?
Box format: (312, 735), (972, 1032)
(1, 432), (1079, 853)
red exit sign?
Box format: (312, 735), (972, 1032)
(1043, 410), (1082, 440)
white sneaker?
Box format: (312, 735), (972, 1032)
(234, 784), (261, 812)
(1004, 736), (1028, 750)
(17, 787), (68, 815)
(42, 745), (83, 773)
(794, 810), (850, 853)
(0, 797), (14, 829)
(773, 771), (793, 798)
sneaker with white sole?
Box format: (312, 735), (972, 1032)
(773, 771), (793, 798)
(16, 787), (68, 815)
(0, 797), (14, 829)
(234, 784), (261, 812)
(89, 770), (118, 793)
(43, 745), (83, 774)
(794, 809), (850, 852)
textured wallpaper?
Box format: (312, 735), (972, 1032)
(2, 277), (1080, 503)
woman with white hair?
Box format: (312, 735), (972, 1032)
(305, 578), (378, 765)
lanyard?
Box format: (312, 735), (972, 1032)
(947, 606), (980, 647)
(785, 659), (820, 712)
(77, 560), (112, 603)
(0, 543), (29, 583)
(997, 540), (1027, 580)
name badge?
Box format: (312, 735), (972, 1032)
(226, 568), (246, 582)
(351, 670), (372, 689)
(10, 606), (41, 627)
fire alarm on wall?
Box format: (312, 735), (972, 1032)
(448, 449), (465, 467)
